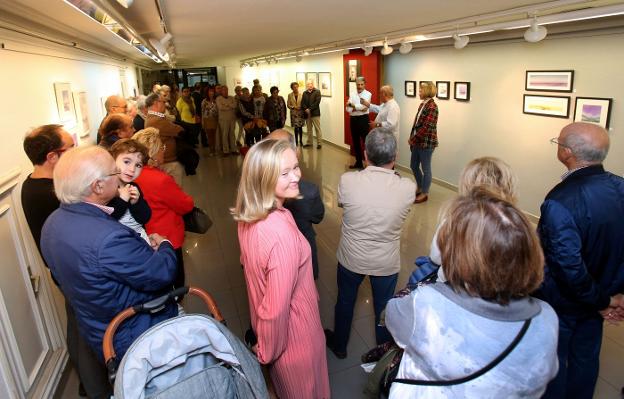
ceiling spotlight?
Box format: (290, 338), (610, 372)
(303, 51), (310, 56)
(266, 58), (271, 65)
(116, 0), (134, 7)
(453, 33), (469, 49)
(274, 57), (279, 64)
(524, 16), (547, 43)
(399, 41), (412, 54)
(364, 45), (373, 56)
(149, 33), (173, 61)
(380, 39), (393, 56)
(295, 54), (303, 62)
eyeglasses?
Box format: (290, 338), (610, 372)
(549, 137), (570, 149)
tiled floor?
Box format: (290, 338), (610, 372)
(56, 141), (623, 398)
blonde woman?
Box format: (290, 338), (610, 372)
(232, 139), (329, 399)
(408, 81), (438, 203)
(133, 128), (194, 289)
(430, 156), (518, 277)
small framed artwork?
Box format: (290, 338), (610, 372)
(318, 72), (332, 97)
(346, 59), (360, 82)
(305, 72), (318, 89)
(54, 82), (76, 125)
(405, 81), (416, 97)
(574, 97), (612, 129)
(296, 72), (306, 89)
(436, 81), (450, 100)
(525, 70), (574, 92)
(523, 94), (570, 118)
(454, 81), (471, 101)
(73, 91), (91, 138)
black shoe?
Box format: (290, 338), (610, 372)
(324, 329), (347, 359)
(317, 144), (322, 149)
(78, 382), (87, 397)
(303, 144), (311, 148)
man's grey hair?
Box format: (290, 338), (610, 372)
(380, 85), (394, 98)
(53, 146), (114, 204)
(136, 94), (147, 111)
(562, 131), (609, 163)
(365, 129), (397, 166)
(145, 93), (161, 109)
(356, 76), (366, 83)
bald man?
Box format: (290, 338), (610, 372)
(537, 122), (624, 399)
(265, 129), (325, 279)
(98, 95), (128, 144)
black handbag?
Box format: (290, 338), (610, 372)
(183, 207), (212, 234)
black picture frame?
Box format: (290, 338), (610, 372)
(523, 94), (570, 119)
(436, 81), (450, 100)
(525, 70), (574, 92)
(405, 80), (416, 97)
(454, 81), (471, 101)
(574, 97), (613, 129)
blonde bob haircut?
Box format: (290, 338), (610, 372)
(231, 139), (297, 223)
(53, 145), (115, 204)
(458, 157), (518, 204)
(419, 81), (437, 98)
(437, 186), (544, 305)
(132, 127), (162, 166)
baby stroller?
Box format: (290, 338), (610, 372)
(103, 286), (268, 399)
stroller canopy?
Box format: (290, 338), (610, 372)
(114, 314), (268, 399)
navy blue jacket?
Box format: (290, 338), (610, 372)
(536, 165), (624, 317)
(41, 202), (178, 361)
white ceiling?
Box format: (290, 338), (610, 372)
(0, 0), (622, 67)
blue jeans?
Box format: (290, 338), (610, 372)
(542, 314), (603, 399)
(410, 147), (434, 194)
(333, 263), (398, 353)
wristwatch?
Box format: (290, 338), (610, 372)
(376, 122), (381, 127)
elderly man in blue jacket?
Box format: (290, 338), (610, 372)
(537, 122), (624, 399)
(41, 145), (178, 366)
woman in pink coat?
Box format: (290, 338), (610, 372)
(232, 139), (330, 399)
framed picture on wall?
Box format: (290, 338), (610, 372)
(454, 82), (471, 101)
(346, 59), (360, 82)
(54, 82), (76, 126)
(436, 81), (450, 100)
(73, 91), (90, 138)
(525, 70), (574, 92)
(305, 72), (318, 89)
(296, 72), (306, 89)
(405, 81), (416, 97)
(574, 97), (612, 129)
(523, 94), (570, 118)
(318, 72), (332, 97)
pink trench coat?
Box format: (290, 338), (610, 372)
(238, 207), (330, 398)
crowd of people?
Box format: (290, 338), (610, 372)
(18, 75), (624, 399)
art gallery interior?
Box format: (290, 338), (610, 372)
(0, 0), (623, 397)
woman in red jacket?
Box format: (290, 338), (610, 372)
(133, 127), (194, 288)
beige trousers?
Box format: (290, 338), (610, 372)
(306, 116), (322, 145)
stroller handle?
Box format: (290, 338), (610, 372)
(103, 286), (224, 365)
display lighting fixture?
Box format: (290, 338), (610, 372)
(115, 0), (134, 7)
(380, 38), (393, 56)
(399, 41), (413, 54)
(148, 32), (172, 62)
(524, 16), (547, 43)
(453, 33), (469, 49)
(295, 53), (303, 62)
(63, 0), (164, 63)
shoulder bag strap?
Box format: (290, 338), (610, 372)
(393, 318), (531, 387)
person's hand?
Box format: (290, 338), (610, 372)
(128, 185), (140, 205)
(149, 233), (167, 250)
(360, 98), (371, 107)
(600, 294), (624, 323)
(251, 344), (258, 355)
(305, 109), (311, 116)
(118, 184), (131, 202)
(369, 121), (379, 130)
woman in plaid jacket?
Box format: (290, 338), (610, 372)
(408, 81), (438, 203)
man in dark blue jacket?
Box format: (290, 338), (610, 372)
(41, 146), (178, 365)
(538, 122), (624, 399)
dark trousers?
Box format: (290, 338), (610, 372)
(294, 127), (303, 146)
(66, 302), (112, 399)
(350, 115), (369, 167)
(333, 263), (398, 353)
(179, 121), (199, 146)
(174, 247), (185, 289)
(542, 313), (603, 399)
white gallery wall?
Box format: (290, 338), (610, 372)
(385, 30), (623, 216)
(226, 52), (347, 149)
